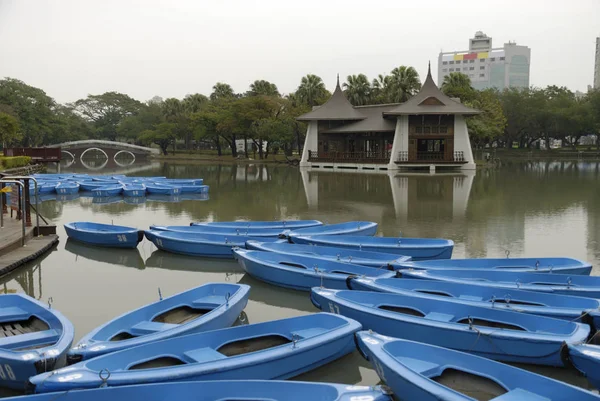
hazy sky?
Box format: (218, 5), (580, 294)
(1, 0), (598, 103)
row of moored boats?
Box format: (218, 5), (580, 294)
(55, 218), (600, 399)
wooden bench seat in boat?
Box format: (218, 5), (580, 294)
(492, 388), (550, 401)
(0, 307), (31, 322)
(397, 356), (440, 377)
(0, 329), (60, 350)
(184, 347), (227, 363)
(129, 321), (178, 336)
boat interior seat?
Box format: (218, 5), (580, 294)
(424, 312), (454, 322)
(397, 356), (441, 377)
(183, 347), (227, 363)
(0, 307), (31, 322)
(458, 295), (484, 302)
(292, 327), (326, 339)
(191, 295), (227, 309)
(129, 321), (178, 336)
(491, 388), (550, 401)
(0, 329), (60, 350)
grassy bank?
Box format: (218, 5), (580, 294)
(0, 156), (31, 170)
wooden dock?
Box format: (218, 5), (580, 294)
(0, 216), (58, 277)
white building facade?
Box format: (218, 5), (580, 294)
(594, 37), (600, 89)
(438, 31), (531, 91)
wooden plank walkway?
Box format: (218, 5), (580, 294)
(0, 215), (59, 277)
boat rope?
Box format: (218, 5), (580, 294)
(586, 330), (600, 344)
(466, 319), (511, 356)
(47, 297), (53, 309)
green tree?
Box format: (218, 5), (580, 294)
(210, 83), (236, 101)
(72, 92), (142, 141)
(441, 72), (475, 102)
(464, 89), (507, 148)
(247, 80), (279, 97)
(138, 122), (177, 155)
(182, 94), (209, 114)
(46, 105), (92, 144)
(295, 74), (329, 107)
(371, 74), (391, 104)
(0, 112), (20, 147)
(343, 74), (371, 106)
(386, 66), (421, 103)
(117, 102), (164, 143)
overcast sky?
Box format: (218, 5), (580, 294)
(1, 0), (598, 103)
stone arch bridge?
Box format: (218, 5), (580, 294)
(48, 140), (159, 166)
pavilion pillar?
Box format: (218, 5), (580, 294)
(387, 116), (408, 170)
(454, 115), (476, 170)
(300, 121), (318, 167)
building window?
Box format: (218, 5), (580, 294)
(500, 57), (505, 61)
(415, 126), (423, 134)
(442, 69), (447, 72)
(469, 60), (474, 63)
(423, 126), (431, 134)
(480, 58), (485, 62)
(463, 67), (469, 71)
(443, 61), (448, 65)
(479, 73), (485, 77)
(480, 66), (485, 70)
(469, 67), (474, 70)
(491, 57), (495, 61)
(449, 61), (454, 64)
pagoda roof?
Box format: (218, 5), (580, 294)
(383, 63), (481, 116)
(296, 76), (366, 121)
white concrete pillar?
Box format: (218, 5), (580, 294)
(387, 116), (409, 170)
(300, 121), (318, 167)
(454, 115), (476, 170)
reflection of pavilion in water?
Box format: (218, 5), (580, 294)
(300, 169), (475, 220)
(0, 258), (45, 299)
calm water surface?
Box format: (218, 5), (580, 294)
(3, 160), (600, 390)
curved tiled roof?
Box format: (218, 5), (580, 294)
(296, 77), (366, 121)
(383, 64), (481, 116)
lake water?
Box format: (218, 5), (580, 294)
(3, 159), (600, 392)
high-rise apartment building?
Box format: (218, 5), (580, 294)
(594, 37), (600, 89)
(438, 31), (531, 90)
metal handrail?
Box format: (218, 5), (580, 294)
(0, 180), (27, 246)
(4, 176), (40, 235)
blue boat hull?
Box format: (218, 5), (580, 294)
(146, 185), (181, 195)
(91, 186), (123, 197)
(286, 221), (378, 237)
(68, 283), (250, 362)
(55, 184), (79, 195)
(29, 313), (361, 393)
(144, 230), (283, 258)
(234, 249), (394, 291)
(291, 235), (454, 260)
(356, 332), (600, 401)
(311, 288), (589, 366)
(0, 294), (74, 390)
(567, 344), (600, 389)
(150, 225), (284, 238)
(65, 222), (143, 248)
(123, 186), (146, 197)
(179, 185), (209, 194)
(77, 181), (105, 191)
(10, 381), (392, 401)
(192, 220), (323, 230)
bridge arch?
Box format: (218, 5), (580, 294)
(113, 150), (136, 167)
(61, 150), (75, 168)
(80, 157), (109, 171)
(80, 147), (109, 162)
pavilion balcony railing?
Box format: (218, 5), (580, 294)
(397, 151), (409, 162)
(308, 151), (391, 163)
(396, 150), (467, 163)
(454, 151), (465, 162)
(416, 152), (445, 161)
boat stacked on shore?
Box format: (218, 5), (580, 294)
(26, 216), (600, 400)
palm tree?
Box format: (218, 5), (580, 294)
(343, 74), (371, 106)
(295, 74), (327, 107)
(161, 98), (182, 121)
(371, 74), (390, 103)
(182, 93), (208, 114)
(248, 80), (280, 97)
(387, 66), (421, 103)
(441, 72), (474, 101)
(210, 82), (236, 101)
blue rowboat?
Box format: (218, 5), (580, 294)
(396, 257), (592, 275)
(150, 225), (284, 238)
(356, 332), (600, 401)
(349, 277), (600, 328)
(179, 184), (209, 194)
(67, 283), (250, 363)
(310, 288), (589, 366)
(77, 181), (105, 191)
(399, 269), (600, 298)
(566, 344), (600, 389)
(38, 183), (56, 194)
(286, 221), (378, 237)
(291, 235), (454, 260)
(11, 381), (392, 401)
(192, 219), (323, 230)
(246, 241), (412, 269)
(91, 176), (114, 182)
(234, 249), (395, 291)
(55, 182), (79, 194)
(91, 185), (123, 197)
(122, 183), (146, 197)
(28, 313), (361, 393)
(162, 178), (204, 186)
(0, 294), (74, 390)
(144, 230), (284, 258)
(145, 183), (181, 195)
(65, 222), (143, 248)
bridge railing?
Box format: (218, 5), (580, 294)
(47, 140), (160, 155)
